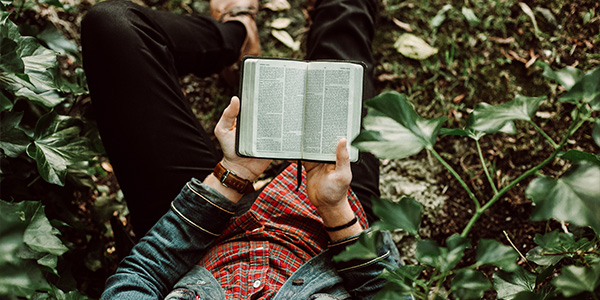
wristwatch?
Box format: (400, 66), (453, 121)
(213, 162), (255, 195)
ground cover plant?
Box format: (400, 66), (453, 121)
(341, 63), (600, 299)
(1, 0), (599, 299)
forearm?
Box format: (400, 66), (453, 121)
(102, 179), (237, 299)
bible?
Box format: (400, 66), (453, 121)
(236, 57), (365, 162)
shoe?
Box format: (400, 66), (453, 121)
(211, 0), (260, 86)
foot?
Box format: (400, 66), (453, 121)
(211, 0), (260, 86)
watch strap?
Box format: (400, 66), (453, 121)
(213, 162), (255, 194)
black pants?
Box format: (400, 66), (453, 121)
(81, 0), (380, 238)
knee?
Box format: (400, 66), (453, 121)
(81, 1), (137, 46)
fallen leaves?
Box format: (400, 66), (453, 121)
(394, 33), (438, 60)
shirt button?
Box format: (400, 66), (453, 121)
(253, 280), (261, 288)
(292, 278), (304, 286)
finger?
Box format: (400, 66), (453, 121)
(217, 96), (240, 131)
(335, 138), (351, 174)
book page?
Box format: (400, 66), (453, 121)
(240, 58), (307, 158)
(302, 62), (362, 162)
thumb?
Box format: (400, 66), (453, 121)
(218, 96), (240, 130)
(335, 138), (351, 175)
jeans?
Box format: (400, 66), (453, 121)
(81, 0), (380, 238)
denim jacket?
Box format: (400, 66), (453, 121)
(101, 178), (405, 300)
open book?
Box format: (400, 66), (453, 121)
(236, 57), (364, 162)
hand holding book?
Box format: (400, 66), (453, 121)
(236, 57), (365, 162)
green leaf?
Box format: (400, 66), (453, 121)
(538, 61), (584, 91)
(469, 94), (545, 133)
(593, 119), (600, 147)
(37, 25), (78, 56)
(560, 150), (600, 166)
(26, 111), (97, 186)
(416, 235), (470, 272)
(526, 162), (600, 234)
(353, 117), (425, 159)
(333, 230), (382, 262)
(23, 205), (68, 256)
(461, 7), (480, 26)
(0, 111), (31, 157)
(552, 262), (600, 297)
(475, 239), (519, 271)
(375, 266), (425, 299)
(14, 88), (64, 108)
(394, 33), (439, 60)
(560, 67), (600, 109)
(0, 92), (13, 112)
(371, 196), (422, 236)
(0, 200), (58, 298)
(451, 269), (492, 299)
(0, 37), (24, 73)
(353, 91), (446, 159)
(493, 268), (537, 300)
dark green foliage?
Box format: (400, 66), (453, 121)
(339, 64), (600, 299)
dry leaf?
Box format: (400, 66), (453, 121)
(271, 18), (292, 29)
(452, 94), (466, 104)
(264, 0), (290, 11)
(101, 161), (113, 172)
(271, 30), (300, 51)
(394, 33), (438, 60)
(377, 73), (399, 82)
(489, 36), (515, 44)
(392, 18), (412, 32)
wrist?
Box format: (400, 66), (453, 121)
(220, 159), (259, 182)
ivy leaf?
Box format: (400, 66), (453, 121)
(353, 91), (446, 159)
(375, 266), (425, 299)
(371, 196), (422, 236)
(593, 119), (600, 147)
(451, 269), (492, 300)
(0, 37), (24, 73)
(475, 239), (519, 271)
(26, 111), (97, 186)
(469, 94), (545, 133)
(37, 24), (78, 56)
(23, 205), (68, 256)
(560, 150), (600, 166)
(333, 230), (382, 262)
(560, 67), (600, 110)
(493, 268), (537, 300)
(416, 235), (470, 272)
(552, 262), (600, 297)
(0, 200), (58, 298)
(0, 111), (31, 157)
(526, 162), (600, 234)
(538, 61), (584, 91)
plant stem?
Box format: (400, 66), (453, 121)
(429, 148), (480, 210)
(461, 152), (556, 237)
(476, 140), (498, 195)
(460, 108), (586, 237)
(529, 120), (558, 149)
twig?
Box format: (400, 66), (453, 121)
(503, 230), (536, 272)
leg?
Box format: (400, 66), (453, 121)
(81, 0), (246, 237)
(306, 0), (380, 223)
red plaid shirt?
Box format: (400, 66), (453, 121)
(198, 164), (368, 299)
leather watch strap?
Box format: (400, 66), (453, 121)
(213, 162), (255, 194)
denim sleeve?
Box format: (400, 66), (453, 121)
(328, 230), (404, 299)
(101, 178), (238, 300)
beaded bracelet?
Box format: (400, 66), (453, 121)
(324, 214), (358, 232)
